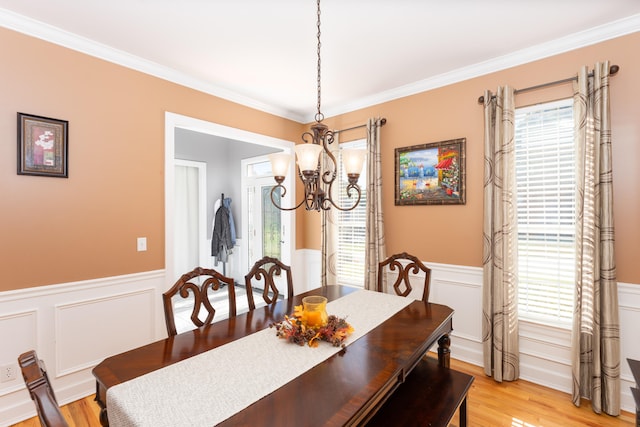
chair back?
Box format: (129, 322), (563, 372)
(18, 350), (69, 427)
(377, 252), (431, 302)
(163, 266), (236, 336)
(244, 256), (293, 310)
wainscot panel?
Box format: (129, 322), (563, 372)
(0, 270), (165, 427)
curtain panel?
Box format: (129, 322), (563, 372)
(364, 118), (386, 291)
(571, 61), (620, 415)
(482, 86), (520, 382)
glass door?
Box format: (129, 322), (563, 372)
(242, 156), (292, 291)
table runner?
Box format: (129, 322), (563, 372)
(107, 289), (413, 427)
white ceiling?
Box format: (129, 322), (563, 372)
(1, 1), (639, 123)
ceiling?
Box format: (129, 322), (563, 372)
(1, 1), (639, 123)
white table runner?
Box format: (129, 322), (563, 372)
(107, 289), (413, 427)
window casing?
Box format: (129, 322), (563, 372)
(336, 139), (367, 287)
(514, 99), (575, 327)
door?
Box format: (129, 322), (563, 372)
(242, 156), (291, 290)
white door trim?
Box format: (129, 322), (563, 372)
(164, 112), (296, 290)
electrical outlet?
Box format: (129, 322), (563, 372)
(0, 363), (17, 383)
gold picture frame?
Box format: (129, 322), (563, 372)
(395, 138), (466, 205)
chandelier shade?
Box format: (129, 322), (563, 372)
(294, 143), (324, 173)
(342, 148), (367, 177)
(268, 152), (291, 182)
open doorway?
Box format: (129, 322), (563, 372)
(165, 112), (296, 326)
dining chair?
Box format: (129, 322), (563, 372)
(244, 256), (294, 310)
(18, 350), (69, 427)
(377, 252), (432, 302)
(163, 266), (237, 336)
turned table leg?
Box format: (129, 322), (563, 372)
(437, 334), (451, 368)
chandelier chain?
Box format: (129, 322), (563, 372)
(268, 0), (364, 212)
(315, 0), (323, 122)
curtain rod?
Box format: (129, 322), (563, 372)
(334, 118), (387, 134)
(476, 64), (620, 104)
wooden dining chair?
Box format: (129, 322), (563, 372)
(18, 350), (69, 427)
(244, 256), (294, 310)
(377, 252), (432, 302)
(163, 266), (237, 336)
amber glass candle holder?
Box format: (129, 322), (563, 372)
(302, 296), (329, 329)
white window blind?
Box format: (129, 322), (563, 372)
(336, 139), (367, 287)
(514, 99), (575, 326)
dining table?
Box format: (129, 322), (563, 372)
(92, 285), (454, 427)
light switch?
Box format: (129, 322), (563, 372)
(137, 237), (147, 252)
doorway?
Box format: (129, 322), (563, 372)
(164, 112), (296, 294)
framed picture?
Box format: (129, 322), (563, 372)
(17, 113), (69, 178)
(395, 137), (465, 205)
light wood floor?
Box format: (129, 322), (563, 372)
(12, 358), (636, 427)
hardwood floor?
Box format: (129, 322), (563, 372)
(447, 358), (635, 427)
(11, 358), (635, 426)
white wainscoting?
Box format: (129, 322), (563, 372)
(0, 270), (166, 427)
(293, 249), (322, 294)
(383, 258), (640, 415)
(1, 258), (638, 425)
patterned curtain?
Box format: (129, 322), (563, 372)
(321, 132), (339, 287)
(364, 118), (386, 291)
(482, 86), (520, 382)
(571, 62), (620, 415)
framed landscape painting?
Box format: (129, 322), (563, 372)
(394, 138), (466, 205)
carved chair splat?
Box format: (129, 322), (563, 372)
(244, 256), (293, 310)
(163, 266), (236, 337)
(377, 252), (432, 302)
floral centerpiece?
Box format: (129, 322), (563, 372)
(270, 304), (354, 348)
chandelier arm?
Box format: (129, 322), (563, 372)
(320, 130), (337, 185)
(325, 186), (362, 211)
(270, 185), (307, 211)
(301, 131), (315, 144)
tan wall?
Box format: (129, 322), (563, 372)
(310, 32), (640, 284)
(2, 27), (638, 291)
(0, 28), (304, 291)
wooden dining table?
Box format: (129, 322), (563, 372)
(92, 285), (454, 426)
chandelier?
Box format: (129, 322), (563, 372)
(268, 0), (366, 212)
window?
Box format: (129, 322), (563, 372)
(336, 139), (367, 287)
(514, 99), (575, 326)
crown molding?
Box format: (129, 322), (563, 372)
(0, 8), (306, 123)
(319, 13), (640, 122)
(2, 8), (638, 124)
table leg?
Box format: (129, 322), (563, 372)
(100, 408), (109, 427)
(94, 383), (110, 426)
(459, 397), (468, 427)
(437, 334), (451, 368)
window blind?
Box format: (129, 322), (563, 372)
(336, 140), (367, 287)
(514, 99), (575, 326)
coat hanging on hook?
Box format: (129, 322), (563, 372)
(211, 195), (236, 265)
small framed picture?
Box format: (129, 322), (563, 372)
(17, 113), (69, 178)
(395, 138), (466, 205)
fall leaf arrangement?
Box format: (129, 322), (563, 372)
(270, 305), (354, 348)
